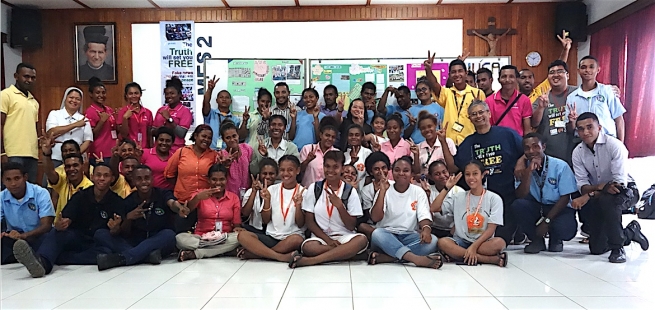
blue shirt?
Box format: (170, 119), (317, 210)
(204, 109), (242, 150)
(565, 83), (625, 138)
(293, 110), (325, 150)
(514, 155), (577, 206)
(385, 105), (411, 131)
(408, 103), (445, 143)
(455, 126), (523, 201)
(366, 110), (374, 125)
(1, 183), (54, 233)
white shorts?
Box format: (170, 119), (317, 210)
(301, 233), (368, 254)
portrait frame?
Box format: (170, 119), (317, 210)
(74, 23), (117, 84)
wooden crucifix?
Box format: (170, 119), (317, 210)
(467, 17), (517, 56)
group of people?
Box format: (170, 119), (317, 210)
(1, 39), (650, 278)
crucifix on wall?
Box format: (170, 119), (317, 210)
(467, 17), (516, 56)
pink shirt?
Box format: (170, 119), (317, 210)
(193, 190), (241, 235)
(85, 103), (118, 159)
(218, 143), (253, 198)
(417, 138), (457, 175)
(486, 90), (532, 136)
(141, 148), (174, 190)
(117, 105), (154, 149)
(153, 104), (193, 153)
(299, 144), (339, 187)
(380, 138), (411, 165)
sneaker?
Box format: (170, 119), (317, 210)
(609, 248), (626, 263)
(147, 250), (162, 265)
(548, 239), (564, 252)
(524, 238), (546, 254)
(13, 240), (46, 278)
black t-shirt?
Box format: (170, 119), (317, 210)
(62, 187), (126, 237)
(124, 188), (176, 239)
(338, 118), (373, 151)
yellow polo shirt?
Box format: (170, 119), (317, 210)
(435, 84), (486, 145)
(111, 174), (134, 198)
(49, 173), (94, 221)
(529, 79), (551, 103)
(1, 85), (40, 158)
(55, 164), (94, 177)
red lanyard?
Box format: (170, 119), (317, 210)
(279, 184), (299, 223)
(325, 181), (342, 218)
(91, 104), (115, 126)
(466, 189), (486, 217)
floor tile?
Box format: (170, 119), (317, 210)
(349, 264), (413, 283)
(568, 296), (651, 309)
(213, 283), (287, 298)
(353, 297), (429, 310)
(0, 298), (69, 310)
(424, 297), (506, 309)
(55, 297), (139, 309)
(9, 283), (94, 300)
(283, 282), (352, 297)
(129, 297), (210, 309)
(289, 265), (351, 283)
(277, 297), (353, 310)
(76, 282), (161, 299)
(351, 282), (421, 298)
(146, 283), (222, 298)
(202, 297), (279, 310)
(496, 297), (584, 309)
(417, 277), (491, 297)
(547, 281), (636, 297)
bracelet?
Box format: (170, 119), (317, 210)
(261, 207), (271, 212)
(443, 186), (450, 192)
(421, 224), (431, 231)
(0, 153), (6, 156)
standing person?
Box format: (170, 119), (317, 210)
(338, 99), (373, 151)
(424, 53), (485, 146)
(441, 100), (524, 245)
(379, 115), (411, 167)
(320, 84), (344, 120)
(248, 88), (273, 147)
(476, 68), (494, 98)
(344, 124), (372, 190)
(291, 151), (368, 268)
(406, 85), (445, 144)
(85, 77), (117, 164)
(425, 160), (463, 238)
(176, 164), (244, 261)
(486, 65), (533, 136)
(566, 56), (626, 141)
(465, 71), (477, 88)
(1, 162), (55, 265)
(45, 87), (92, 168)
(416, 111), (457, 176)
(377, 86), (411, 133)
(140, 127), (175, 190)
(520, 31), (573, 102)
(359, 82), (377, 124)
(237, 156), (305, 262)
(242, 158), (278, 234)
(570, 113), (648, 263)
(1, 63), (40, 183)
(203, 76), (248, 150)
(512, 133), (578, 254)
(292, 88), (325, 150)
(299, 125), (339, 187)
(368, 156), (442, 269)
(435, 161), (508, 267)
(259, 82), (296, 141)
(153, 76), (193, 153)
(217, 122), (253, 198)
(249, 115), (300, 175)
(117, 82), (154, 149)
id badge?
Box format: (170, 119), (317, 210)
(137, 133), (143, 143)
(215, 221), (223, 232)
(550, 128), (558, 136)
(554, 120), (565, 128)
(216, 138), (223, 150)
(466, 213), (485, 234)
(452, 122), (464, 133)
(111, 130), (118, 139)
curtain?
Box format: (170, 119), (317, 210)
(590, 4), (655, 158)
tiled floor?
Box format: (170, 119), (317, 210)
(1, 215), (653, 310)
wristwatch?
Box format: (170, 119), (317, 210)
(588, 191), (596, 198)
(544, 217), (551, 224)
(167, 117), (174, 123)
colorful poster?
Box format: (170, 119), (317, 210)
(160, 21), (196, 125)
(406, 63), (449, 91)
(310, 63), (387, 109)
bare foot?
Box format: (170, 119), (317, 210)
(177, 250), (196, 262)
(414, 254), (443, 269)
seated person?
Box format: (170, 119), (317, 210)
(176, 164), (244, 261)
(94, 165), (186, 270)
(368, 156), (441, 269)
(108, 138), (142, 198)
(241, 158), (278, 234)
(1, 163), (55, 264)
(250, 115), (300, 175)
(237, 155), (305, 262)
(217, 122), (253, 198)
(512, 133), (578, 254)
(435, 160), (508, 267)
(291, 151), (368, 268)
(300, 125), (339, 187)
(424, 160), (464, 238)
(13, 164), (125, 277)
(571, 113), (648, 263)
(359, 152), (393, 239)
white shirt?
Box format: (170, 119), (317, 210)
(302, 181), (362, 237)
(374, 184), (431, 234)
(263, 183), (305, 240)
(45, 109), (93, 161)
(266, 138), (291, 162)
(241, 188), (264, 230)
(345, 146), (372, 190)
(428, 184), (463, 230)
(360, 180), (395, 211)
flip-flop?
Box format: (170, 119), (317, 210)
(579, 238), (590, 244)
(236, 247), (246, 260)
(498, 252), (508, 268)
(427, 253), (444, 269)
(367, 250), (378, 265)
(288, 251), (302, 269)
(440, 251), (453, 263)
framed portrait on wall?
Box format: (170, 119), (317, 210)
(74, 23), (117, 83)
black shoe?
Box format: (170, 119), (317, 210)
(13, 239), (46, 278)
(147, 250), (162, 265)
(524, 238), (546, 254)
(548, 239), (564, 252)
(609, 248), (626, 263)
(626, 220), (649, 251)
(97, 253), (126, 271)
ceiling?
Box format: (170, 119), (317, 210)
(3, 0), (570, 10)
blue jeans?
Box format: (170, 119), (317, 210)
(93, 229), (176, 265)
(371, 228), (438, 260)
(511, 198), (578, 242)
(7, 156), (38, 184)
(36, 228), (111, 274)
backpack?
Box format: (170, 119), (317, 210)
(313, 180), (353, 208)
(637, 184), (655, 219)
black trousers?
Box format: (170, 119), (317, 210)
(579, 189), (638, 254)
(495, 195), (518, 245)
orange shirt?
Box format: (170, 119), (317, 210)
(164, 146), (218, 202)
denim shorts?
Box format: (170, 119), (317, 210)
(449, 235), (473, 249)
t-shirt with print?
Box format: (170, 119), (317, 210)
(428, 185), (463, 231)
(261, 183), (305, 240)
(374, 184), (431, 234)
(441, 189), (503, 243)
(533, 86), (579, 165)
(360, 180), (395, 211)
(301, 181), (362, 237)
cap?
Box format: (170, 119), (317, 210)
(83, 25), (108, 45)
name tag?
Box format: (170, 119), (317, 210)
(215, 221), (223, 232)
(554, 120), (565, 128)
(111, 130), (118, 139)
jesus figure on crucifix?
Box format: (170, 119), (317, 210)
(472, 28), (511, 56)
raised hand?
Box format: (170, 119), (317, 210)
(289, 105), (297, 120)
(385, 86), (397, 94)
(93, 153), (105, 163)
(127, 201), (147, 220)
(306, 145), (318, 163)
(446, 172), (462, 190)
(261, 105), (271, 120)
(537, 92), (550, 109)
(408, 138), (419, 156)
(242, 106), (250, 123)
(325, 187), (344, 209)
(457, 48), (471, 61)
(112, 140), (125, 158)
(372, 135), (381, 152)
(123, 108), (134, 120)
(557, 30), (572, 49)
(375, 175), (391, 192)
(337, 94), (346, 112)
(529, 156), (543, 171)
(207, 75), (219, 91)
(251, 174), (263, 192)
(39, 129), (56, 155)
(424, 50), (436, 69)
(567, 102), (578, 124)
(177, 201), (190, 218)
(293, 188), (306, 207)
(260, 180), (271, 201)
(196, 188), (222, 201)
(74, 118), (89, 128)
(107, 214), (122, 230)
(257, 137), (267, 156)
(436, 127), (447, 142)
(420, 178), (431, 193)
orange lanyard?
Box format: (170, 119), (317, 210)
(279, 184), (299, 223)
(466, 189), (486, 217)
(325, 181), (342, 218)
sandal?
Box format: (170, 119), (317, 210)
(236, 247), (246, 260)
(440, 251), (453, 263)
(579, 237), (590, 244)
(288, 250), (302, 269)
(426, 253), (444, 269)
(177, 250), (196, 262)
(498, 252), (508, 268)
(367, 250), (379, 265)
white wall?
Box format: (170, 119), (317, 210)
(1, 2), (22, 88)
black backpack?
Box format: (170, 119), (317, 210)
(313, 180), (353, 207)
(637, 184), (655, 219)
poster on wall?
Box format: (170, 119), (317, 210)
(160, 21), (196, 125)
(203, 59), (305, 115)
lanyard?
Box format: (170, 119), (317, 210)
(325, 181), (342, 218)
(279, 184), (299, 223)
(466, 189), (486, 217)
(91, 104), (115, 127)
(451, 90), (469, 118)
(533, 156), (550, 204)
(423, 144), (438, 168)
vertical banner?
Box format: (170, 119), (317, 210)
(160, 21), (196, 126)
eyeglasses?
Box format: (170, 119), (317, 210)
(548, 69), (567, 75)
(469, 110), (488, 117)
